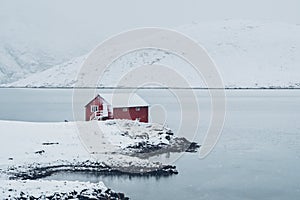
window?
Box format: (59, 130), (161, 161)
(122, 108), (128, 112)
(135, 107), (140, 111)
(91, 105), (98, 112)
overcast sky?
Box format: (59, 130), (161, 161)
(0, 0), (299, 58)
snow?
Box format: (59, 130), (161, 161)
(100, 93), (149, 108)
(0, 119), (176, 178)
(0, 43), (52, 84)
(3, 20), (300, 88)
(0, 12), (91, 85)
(1, 56), (86, 87)
(0, 36), (81, 85)
(0, 180), (107, 199)
(101, 120), (171, 148)
(0, 119), (179, 198)
(0, 120), (89, 168)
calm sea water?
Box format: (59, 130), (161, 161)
(1, 88), (300, 200)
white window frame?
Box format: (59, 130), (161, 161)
(135, 107), (140, 111)
(122, 108), (128, 112)
(91, 105), (99, 112)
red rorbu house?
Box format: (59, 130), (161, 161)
(85, 93), (149, 122)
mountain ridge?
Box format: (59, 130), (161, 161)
(3, 20), (300, 88)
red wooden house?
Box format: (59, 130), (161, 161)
(85, 93), (149, 122)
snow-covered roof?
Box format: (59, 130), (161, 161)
(100, 93), (148, 108)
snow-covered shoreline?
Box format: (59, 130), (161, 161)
(0, 179), (129, 199)
(0, 119), (198, 198)
(0, 120), (188, 177)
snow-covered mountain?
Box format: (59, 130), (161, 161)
(4, 20), (300, 88)
(0, 36), (85, 85)
(0, 42), (55, 84)
(0, 17), (95, 85)
(4, 55), (86, 87)
(181, 20), (300, 88)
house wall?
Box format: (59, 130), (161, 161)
(113, 106), (148, 122)
(85, 96), (103, 121)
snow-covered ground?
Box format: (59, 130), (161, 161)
(0, 180), (112, 199)
(4, 20), (300, 88)
(0, 119), (188, 198)
(0, 119), (188, 179)
(0, 120), (89, 168)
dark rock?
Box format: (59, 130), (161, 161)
(42, 142), (59, 146)
(166, 130), (174, 135)
(165, 135), (171, 140)
(186, 142), (201, 152)
(34, 150), (45, 155)
(125, 136), (200, 158)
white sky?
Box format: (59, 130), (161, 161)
(0, 0), (299, 58)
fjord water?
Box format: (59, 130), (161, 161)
(1, 88), (300, 200)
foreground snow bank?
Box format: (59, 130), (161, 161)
(0, 119), (198, 180)
(0, 180), (128, 199)
(0, 119), (195, 199)
(0, 120), (90, 167)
